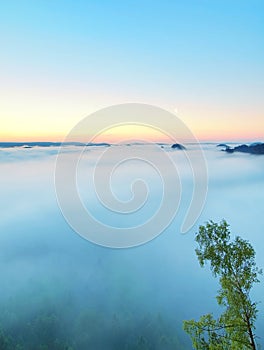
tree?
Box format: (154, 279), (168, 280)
(183, 220), (262, 350)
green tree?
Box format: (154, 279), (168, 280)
(183, 220), (262, 350)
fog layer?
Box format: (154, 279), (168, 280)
(0, 144), (263, 349)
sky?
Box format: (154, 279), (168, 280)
(0, 0), (263, 142)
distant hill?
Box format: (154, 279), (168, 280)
(0, 142), (111, 148)
(222, 143), (264, 155)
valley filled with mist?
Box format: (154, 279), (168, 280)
(0, 143), (263, 349)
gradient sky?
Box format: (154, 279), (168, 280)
(0, 0), (263, 142)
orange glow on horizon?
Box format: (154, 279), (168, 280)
(92, 125), (173, 143)
(1, 119), (263, 143)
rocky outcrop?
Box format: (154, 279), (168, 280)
(225, 143), (264, 155)
(217, 143), (230, 149)
(171, 143), (186, 150)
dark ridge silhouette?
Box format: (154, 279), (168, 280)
(217, 143), (230, 148)
(0, 142), (111, 148)
(171, 143), (186, 150)
(225, 143), (264, 155)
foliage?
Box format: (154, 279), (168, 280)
(183, 220), (262, 350)
(0, 303), (189, 350)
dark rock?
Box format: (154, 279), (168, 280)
(85, 142), (111, 147)
(171, 143), (186, 150)
(234, 144), (249, 153)
(217, 143), (231, 151)
(249, 143), (264, 154)
(225, 147), (234, 153)
(224, 143), (264, 155)
(250, 142), (262, 147)
(217, 143), (229, 148)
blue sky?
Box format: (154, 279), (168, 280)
(0, 0), (263, 140)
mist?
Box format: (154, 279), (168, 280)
(0, 143), (263, 349)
